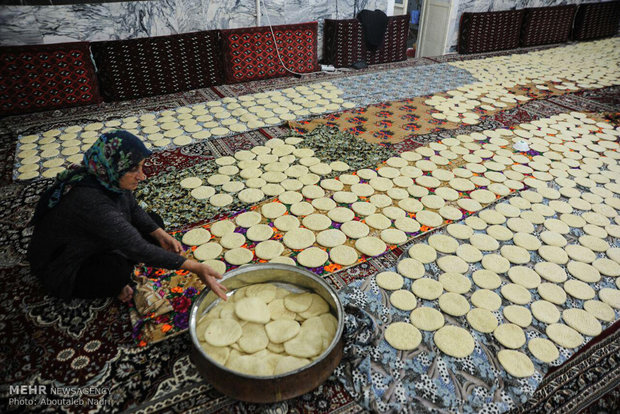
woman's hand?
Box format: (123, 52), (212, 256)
(181, 260), (228, 300)
(151, 228), (183, 254)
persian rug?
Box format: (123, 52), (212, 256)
(289, 81), (548, 144)
(289, 81), (614, 146)
(2, 114), (620, 414)
(0, 42), (101, 116)
(1, 43), (620, 414)
(91, 31), (223, 102)
(220, 22), (318, 84)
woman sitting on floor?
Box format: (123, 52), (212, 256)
(27, 130), (227, 303)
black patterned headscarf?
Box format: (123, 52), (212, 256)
(32, 130), (151, 223)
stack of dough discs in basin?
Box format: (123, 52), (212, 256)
(196, 283), (337, 376)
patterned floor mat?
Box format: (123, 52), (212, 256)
(1, 43), (620, 414)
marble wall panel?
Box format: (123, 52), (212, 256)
(0, 7), (43, 44)
(0, 0), (388, 47)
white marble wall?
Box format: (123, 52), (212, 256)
(0, 0), (388, 46)
(444, 0), (604, 54)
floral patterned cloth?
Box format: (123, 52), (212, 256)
(333, 171), (620, 413)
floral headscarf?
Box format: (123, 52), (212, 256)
(32, 130), (151, 223)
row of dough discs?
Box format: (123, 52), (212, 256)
(381, 154), (620, 378)
(426, 85), (529, 124)
(176, 113), (619, 274)
(451, 38), (619, 90)
(177, 146), (518, 271)
(14, 81), (355, 181)
(177, 136), (350, 208)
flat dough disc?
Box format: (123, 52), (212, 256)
(209, 194), (233, 207)
(497, 350), (535, 378)
(279, 191), (303, 204)
(247, 224), (274, 242)
(447, 224), (474, 240)
(538, 283), (567, 305)
(428, 234), (459, 254)
(316, 229), (347, 248)
(238, 188), (265, 204)
(329, 245), (359, 266)
(397, 258), (425, 279)
(546, 323), (584, 348)
(436, 255), (469, 274)
(410, 307), (445, 331)
(204, 319), (242, 346)
(471, 289), (502, 311)
(534, 262), (567, 283)
(380, 228), (407, 245)
(376, 271), (405, 290)
(255, 240), (285, 260)
(583, 300), (615, 322)
(202, 259), (227, 275)
(434, 326), (475, 358)
(411, 278), (443, 300)
(365, 214), (392, 230)
(439, 272), (471, 294)
(408, 244), (437, 263)
(262, 203), (288, 219)
(355, 237), (387, 257)
(395, 217), (421, 233)
(236, 211), (262, 228)
(210, 220), (236, 237)
(283, 228), (316, 250)
(390, 290), (417, 311)
(194, 242), (223, 261)
(297, 247), (329, 268)
(416, 210), (443, 227)
(562, 308), (602, 337)
(220, 232), (246, 249)
(456, 244), (483, 263)
(501, 245), (531, 265)
(494, 323), (526, 349)
(328, 207), (355, 223)
(500, 283), (531, 305)
(531, 300), (560, 324)
(181, 176), (203, 189)
(302, 214), (332, 231)
(466, 308), (498, 333)
(593, 259), (620, 277)
(191, 186), (217, 200)
(341, 221), (370, 239)
(564, 279), (595, 300)
(528, 337), (559, 363)
(472, 269), (501, 289)
(384, 322), (422, 351)
(503, 305), (532, 327)
(438, 293), (470, 316)
(224, 248), (254, 265)
(182, 228), (212, 246)
(507, 266), (541, 289)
